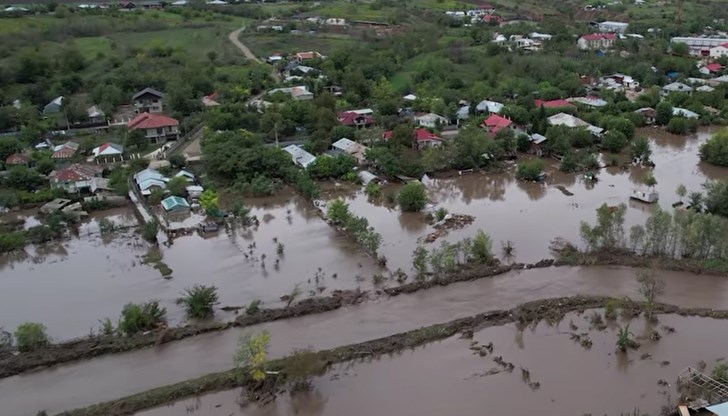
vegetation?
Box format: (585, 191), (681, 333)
(284, 348), (325, 393)
(471, 230), (494, 264)
(412, 246), (429, 280)
(176, 285), (219, 319)
(141, 221), (159, 242)
(234, 330), (271, 382)
(615, 324), (639, 352)
(166, 176), (188, 197)
(398, 181), (427, 212)
(365, 182), (382, 197)
(14, 322), (49, 352)
(434, 207), (448, 222)
(635, 267), (664, 322)
(700, 129), (728, 167)
(118, 301), (167, 336)
(516, 159), (544, 181)
(580, 204), (627, 252)
(326, 198), (382, 254)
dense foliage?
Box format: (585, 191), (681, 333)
(700, 129), (728, 167)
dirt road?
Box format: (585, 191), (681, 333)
(228, 27), (281, 82)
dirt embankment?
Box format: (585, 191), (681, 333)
(5, 252), (727, 379)
(56, 295), (728, 416)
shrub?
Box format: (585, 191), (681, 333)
(470, 230), (493, 264)
(168, 154), (186, 169)
(285, 348), (325, 393)
(148, 188), (165, 206)
(666, 117), (688, 135)
(246, 299), (262, 315)
(118, 300), (167, 335)
(365, 182), (381, 197)
(327, 198), (350, 225)
(434, 207), (448, 222)
(516, 159), (544, 181)
(700, 129), (728, 167)
(141, 220), (159, 242)
(0, 327), (12, 352)
(602, 130), (628, 153)
(631, 136), (651, 163)
(176, 285), (219, 319)
(166, 176), (188, 197)
(14, 322), (49, 352)
(0, 231), (26, 253)
(398, 181), (427, 212)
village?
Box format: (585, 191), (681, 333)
(3, 0), (728, 415)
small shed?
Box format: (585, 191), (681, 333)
(186, 185), (204, 198)
(161, 196), (191, 212)
(174, 169), (196, 182)
(530, 134), (547, 156)
(357, 170), (379, 185)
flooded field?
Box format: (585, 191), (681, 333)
(136, 312), (728, 416)
(337, 127), (728, 270)
(6, 265), (728, 416)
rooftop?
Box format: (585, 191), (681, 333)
(133, 87), (164, 100)
(128, 112), (179, 130)
(49, 164), (103, 183)
(161, 195), (190, 211)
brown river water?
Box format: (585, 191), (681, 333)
(0, 128), (725, 340)
(135, 312), (726, 416)
(4, 265), (728, 415)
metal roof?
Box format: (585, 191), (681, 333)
(161, 196), (190, 211)
(707, 402), (728, 416)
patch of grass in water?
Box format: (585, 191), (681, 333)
(142, 248), (173, 279)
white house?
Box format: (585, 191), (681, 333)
(476, 99), (504, 114)
(414, 113), (449, 129)
(283, 145), (316, 168)
(267, 86), (313, 101)
(672, 107), (700, 119)
(331, 138), (368, 164)
(710, 42), (728, 58)
(547, 113), (604, 136)
(661, 82), (693, 97)
(597, 21), (629, 34)
(91, 142), (124, 158)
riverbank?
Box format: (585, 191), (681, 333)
(55, 295), (728, 416)
(4, 252), (726, 379)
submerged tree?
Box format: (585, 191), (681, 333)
(636, 268), (665, 322)
(234, 330), (271, 382)
(412, 246), (429, 280)
(579, 204), (627, 252)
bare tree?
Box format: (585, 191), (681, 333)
(636, 267), (665, 322)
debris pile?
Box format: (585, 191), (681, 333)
(423, 213), (475, 243)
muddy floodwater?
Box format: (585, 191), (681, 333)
(7, 265), (728, 416)
(136, 312), (727, 416)
(337, 127), (728, 271)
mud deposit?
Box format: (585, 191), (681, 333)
(135, 311), (728, 416)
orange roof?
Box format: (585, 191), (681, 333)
(6, 153), (30, 165)
(128, 112), (179, 130)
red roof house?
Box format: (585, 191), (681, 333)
(49, 164), (104, 193)
(338, 111), (374, 128)
(52, 141), (80, 159)
(483, 14), (503, 24)
(481, 114), (513, 135)
(383, 128), (444, 148)
(705, 63), (723, 73)
(534, 99), (575, 109)
(6, 153), (30, 166)
(128, 112), (180, 143)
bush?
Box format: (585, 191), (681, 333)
(141, 220), (159, 242)
(14, 322), (49, 352)
(516, 159), (544, 181)
(398, 181), (427, 212)
(327, 198), (350, 225)
(516, 133), (531, 152)
(631, 136), (652, 163)
(700, 129), (728, 167)
(148, 188), (165, 206)
(602, 130), (628, 153)
(365, 182), (381, 197)
(666, 117), (688, 135)
(168, 154), (186, 169)
(470, 230), (493, 264)
(0, 231), (26, 253)
(434, 207), (448, 221)
(118, 300), (167, 335)
(176, 285), (219, 319)
(246, 299), (262, 315)
(166, 176), (188, 197)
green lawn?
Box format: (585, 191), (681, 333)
(72, 37), (113, 60)
(243, 33), (355, 57)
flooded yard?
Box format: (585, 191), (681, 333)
(135, 311), (728, 416)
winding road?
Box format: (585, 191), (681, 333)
(4, 266), (728, 415)
(228, 27), (281, 82)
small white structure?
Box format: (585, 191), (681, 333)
(530, 32), (552, 40)
(661, 82), (693, 97)
(403, 94), (417, 102)
(697, 85), (716, 92)
(476, 99), (504, 114)
(414, 113), (449, 129)
(91, 142), (124, 158)
(331, 138), (368, 164)
(709, 42), (728, 58)
(283, 145), (316, 168)
(631, 189), (658, 204)
(597, 21), (629, 34)
(547, 112), (604, 136)
(672, 107), (700, 119)
(268, 86), (313, 101)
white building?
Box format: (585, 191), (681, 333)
(710, 42), (728, 58)
(414, 113), (449, 129)
(671, 37), (728, 56)
(597, 21), (629, 34)
(661, 82), (693, 97)
(476, 100), (504, 114)
(283, 145), (316, 168)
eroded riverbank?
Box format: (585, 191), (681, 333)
(5, 265), (728, 416)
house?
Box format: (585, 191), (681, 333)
(43, 96), (64, 115)
(671, 37), (728, 56)
(413, 128), (444, 149)
(482, 14), (503, 24)
(530, 32), (552, 41)
(699, 63), (723, 76)
(5, 153), (30, 166)
(294, 51), (323, 62)
(132, 88), (164, 114)
(577, 33), (616, 50)
(634, 107), (656, 125)
(267, 86), (314, 101)
(338, 111), (374, 128)
(601, 73), (640, 90)
(534, 99), (574, 109)
(414, 113), (449, 129)
(661, 82), (693, 97)
(547, 113), (604, 136)
(49, 164), (104, 193)
(52, 141), (80, 159)
(476, 99), (504, 114)
(697, 85), (716, 92)
(186, 185), (204, 198)
(128, 112), (180, 143)
(267, 54), (283, 64)
(481, 114), (522, 136)
(283, 145), (316, 168)
(331, 138), (368, 165)
(568, 96), (608, 108)
(596, 21), (629, 34)
(709, 42), (728, 58)
(86, 105), (106, 124)
(672, 107), (700, 119)
(456, 106), (470, 121)
(174, 169), (196, 182)
(202, 92), (220, 107)
(530, 134), (547, 156)
(161, 196), (191, 213)
(134, 168), (167, 195)
(714, 75), (728, 84)
(92, 142), (124, 159)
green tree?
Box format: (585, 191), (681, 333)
(168, 154), (186, 169)
(655, 102), (673, 126)
(671, 42), (689, 56)
(643, 171), (657, 189)
(126, 129), (148, 150)
(6, 166), (43, 191)
(636, 267), (664, 322)
(666, 117), (688, 135)
(199, 189), (219, 213)
(602, 130), (628, 153)
(700, 129), (728, 167)
(470, 230), (493, 264)
(148, 188), (165, 206)
(0, 137), (23, 163)
(580, 203), (627, 252)
(327, 198), (350, 224)
(516, 159), (544, 181)
(705, 180), (728, 218)
(398, 181), (427, 212)
(412, 246), (429, 280)
(631, 136), (651, 163)
(166, 176), (188, 197)
(14, 322), (49, 352)
(606, 117), (635, 140)
(176, 285), (219, 319)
